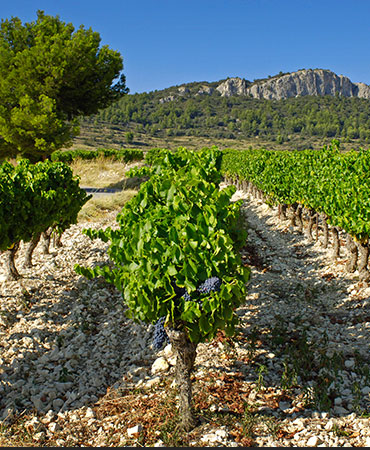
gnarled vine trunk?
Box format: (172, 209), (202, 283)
(356, 242), (370, 282)
(5, 242), (21, 280)
(322, 214), (329, 248)
(277, 204), (282, 220)
(304, 208), (316, 241)
(40, 229), (53, 254)
(241, 180), (248, 193)
(277, 203), (286, 219)
(315, 213), (319, 242)
(247, 181), (253, 195)
(345, 234), (358, 273)
(332, 227), (340, 258)
(296, 204), (303, 232)
(23, 233), (41, 268)
(166, 327), (198, 431)
(281, 204), (288, 220)
(53, 231), (63, 248)
(252, 185), (258, 198)
(290, 203), (298, 227)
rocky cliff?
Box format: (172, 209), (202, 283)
(215, 77), (249, 97)
(216, 69), (370, 99)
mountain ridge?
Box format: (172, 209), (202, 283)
(158, 68), (370, 102)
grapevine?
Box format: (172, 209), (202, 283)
(76, 147), (249, 430)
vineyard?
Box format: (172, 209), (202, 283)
(222, 140), (370, 281)
(0, 145), (370, 446)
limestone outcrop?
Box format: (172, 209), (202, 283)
(215, 77), (249, 97)
(216, 69), (370, 100)
(158, 69), (370, 103)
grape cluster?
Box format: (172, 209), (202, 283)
(172, 276), (222, 301)
(182, 276), (222, 308)
(197, 276), (222, 294)
(153, 316), (170, 350)
(182, 291), (191, 302)
(152, 277), (222, 350)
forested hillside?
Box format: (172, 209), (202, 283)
(77, 78), (370, 151)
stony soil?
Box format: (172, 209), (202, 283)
(0, 185), (370, 447)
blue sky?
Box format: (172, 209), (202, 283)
(2, 0), (370, 94)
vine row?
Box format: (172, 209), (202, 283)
(221, 140), (370, 280)
(0, 159), (91, 280)
(50, 148), (144, 163)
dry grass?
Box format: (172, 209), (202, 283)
(78, 190), (138, 223)
(0, 414), (42, 448)
(70, 155), (143, 189)
(69, 157), (146, 222)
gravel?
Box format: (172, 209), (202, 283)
(1, 186), (370, 447)
(0, 213), (155, 421)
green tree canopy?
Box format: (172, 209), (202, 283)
(0, 10), (128, 161)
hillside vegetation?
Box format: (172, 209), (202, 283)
(72, 71), (370, 153)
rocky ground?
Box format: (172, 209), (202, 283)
(1, 185), (370, 447)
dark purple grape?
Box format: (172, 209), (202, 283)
(197, 276), (222, 294)
(153, 316), (170, 350)
(182, 291), (191, 302)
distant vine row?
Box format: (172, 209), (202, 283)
(51, 147), (144, 163)
(221, 140), (370, 280)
